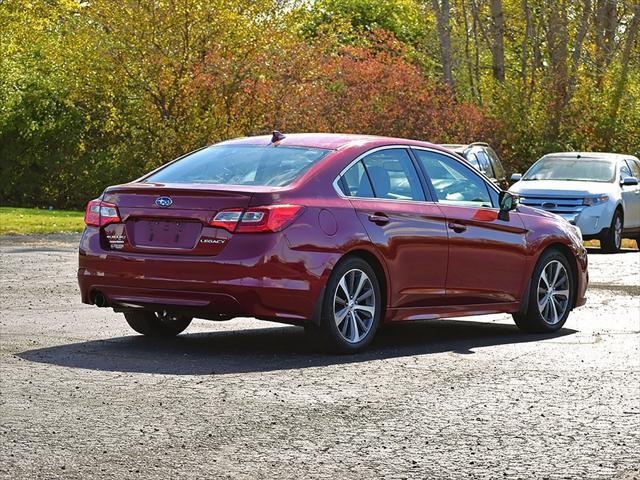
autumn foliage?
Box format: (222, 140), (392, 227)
(194, 32), (492, 142)
(1, 0), (638, 209)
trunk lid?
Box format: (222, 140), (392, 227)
(100, 182), (268, 255)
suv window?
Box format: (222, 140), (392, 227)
(338, 149), (425, 201)
(625, 159), (640, 179)
(465, 152), (481, 170)
(414, 150), (494, 208)
(620, 160), (633, 180)
(486, 148), (505, 178)
(475, 150), (494, 178)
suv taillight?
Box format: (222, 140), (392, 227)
(84, 199), (121, 227)
(210, 205), (304, 233)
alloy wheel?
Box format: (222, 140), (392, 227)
(537, 260), (570, 325)
(614, 215), (622, 249)
(333, 269), (376, 343)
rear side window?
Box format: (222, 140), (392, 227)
(339, 149), (425, 201)
(145, 145), (330, 187)
(339, 161), (374, 197)
(361, 149), (425, 200)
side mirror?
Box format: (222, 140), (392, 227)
(621, 176), (639, 186)
(510, 173), (522, 182)
(499, 191), (518, 212)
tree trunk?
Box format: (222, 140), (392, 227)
(490, 0), (505, 81)
(461, 0), (477, 99)
(431, 0), (454, 88)
(520, 0), (532, 88)
(606, 4), (640, 146)
(593, 0), (618, 85)
(545, 0), (569, 142)
(567, 0), (591, 99)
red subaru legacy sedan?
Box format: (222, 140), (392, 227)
(78, 133), (588, 353)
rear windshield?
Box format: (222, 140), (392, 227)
(523, 157), (615, 183)
(145, 145), (331, 187)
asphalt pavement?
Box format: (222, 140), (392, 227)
(1, 234), (638, 479)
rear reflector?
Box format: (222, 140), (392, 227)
(84, 199), (121, 227)
(210, 205), (304, 233)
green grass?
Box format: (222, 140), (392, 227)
(0, 207), (638, 249)
(0, 207), (85, 235)
(584, 239), (637, 249)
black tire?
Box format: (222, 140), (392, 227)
(601, 210), (623, 253)
(124, 311), (192, 337)
(512, 249), (575, 333)
(307, 257), (383, 353)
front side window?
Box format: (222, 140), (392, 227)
(625, 159), (640, 179)
(338, 149), (425, 201)
(523, 157), (616, 183)
(620, 160), (633, 180)
(145, 145), (330, 187)
(414, 150), (494, 208)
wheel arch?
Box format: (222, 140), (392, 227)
(536, 242), (580, 310)
(338, 248), (389, 316)
(310, 247), (390, 326)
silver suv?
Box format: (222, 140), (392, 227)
(441, 142), (508, 190)
(509, 152), (640, 252)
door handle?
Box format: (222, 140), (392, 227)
(368, 213), (390, 225)
(448, 221), (467, 233)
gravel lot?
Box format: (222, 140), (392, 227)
(1, 234), (639, 479)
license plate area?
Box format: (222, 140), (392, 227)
(128, 219), (202, 249)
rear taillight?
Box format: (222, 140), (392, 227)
(210, 205), (304, 233)
(84, 199), (121, 227)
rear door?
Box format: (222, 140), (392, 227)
(337, 147), (449, 308)
(412, 147), (529, 305)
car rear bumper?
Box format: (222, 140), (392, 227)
(78, 227), (335, 324)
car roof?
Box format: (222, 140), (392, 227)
(440, 143), (490, 152)
(542, 152), (638, 161)
(218, 133), (448, 152)
(440, 144), (466, 152)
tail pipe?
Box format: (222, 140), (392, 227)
(91, 290), (108, 308)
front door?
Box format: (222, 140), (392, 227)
(337, 148), (449, 308)
(412, 147), (529, 305)
(621, 159), (640, 228)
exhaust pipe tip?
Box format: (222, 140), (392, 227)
(91, 291), (108, 308)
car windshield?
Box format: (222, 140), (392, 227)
(145, 145), (331, 187)
(523, 157), (615, 183)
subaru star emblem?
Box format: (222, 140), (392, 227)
(155, 196), (173, 208)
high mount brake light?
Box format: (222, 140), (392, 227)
(210, 205), (304, 233)
(84, 199), (121, 227)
